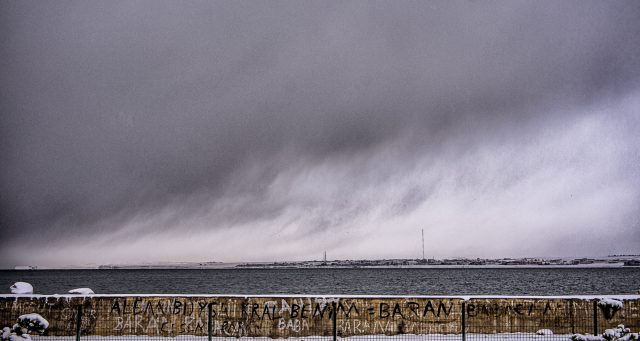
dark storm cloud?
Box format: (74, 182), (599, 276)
(1, 1), (640, 266)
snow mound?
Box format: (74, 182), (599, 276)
(7, 335), (31, 341)
(68, 288), (94, 295)
(1, 313), (48, 341)
(9, 283), (33, 295)
(603, 325), (636, 341)
(619, 333), (640, 341)
(605, 329), (623, 340)
(575, 325), (638, 341)
(537, 329), (553, 335)
(16, 314), (48, 334)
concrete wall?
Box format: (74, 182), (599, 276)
(0, 296), (637, 338)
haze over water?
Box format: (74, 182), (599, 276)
(1, 268), (639, 296)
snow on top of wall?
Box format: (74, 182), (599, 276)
(598, 298), (624, 309)
(0, 294), (639, 300)
(68, 288), (94, 295)
(9, 283), (33, 295)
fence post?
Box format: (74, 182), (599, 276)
(569, 299), (575, 334)
(207, 303), (213, 341)
(332, 301), (337, 341)
(593, 300), (598, 336)
(461, 302), (466, 341)
(75, 305), (83, 341)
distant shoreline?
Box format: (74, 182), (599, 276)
(8, 256), (640, 270)
(5, 263), (640, 271)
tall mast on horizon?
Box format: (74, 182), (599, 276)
(422, 229), (425, 260)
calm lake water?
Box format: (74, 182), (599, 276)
(1, 268), (639, 296)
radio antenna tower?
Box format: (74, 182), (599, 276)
(421, 229), (425, 260)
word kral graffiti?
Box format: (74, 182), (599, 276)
(242, 299), (358, 320)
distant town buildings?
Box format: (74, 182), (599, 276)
(235, 256), (640, 269)
(14, 256), (639, 270)
(14, 266), (37, 270)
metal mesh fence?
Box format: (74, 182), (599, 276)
(0, 297), (638, 341)
(336, 298), (462, 341)
(0, 296), (77, 341)
(595, 298), (640, 335)
(464, 299), (595, 341)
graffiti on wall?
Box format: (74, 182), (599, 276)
(103, 297), (462, 337)
(0, 297), (637, 338)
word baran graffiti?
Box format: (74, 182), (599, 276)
(378, 301), (453, 318)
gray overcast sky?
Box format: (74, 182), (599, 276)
(1, 1), (639, 268)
